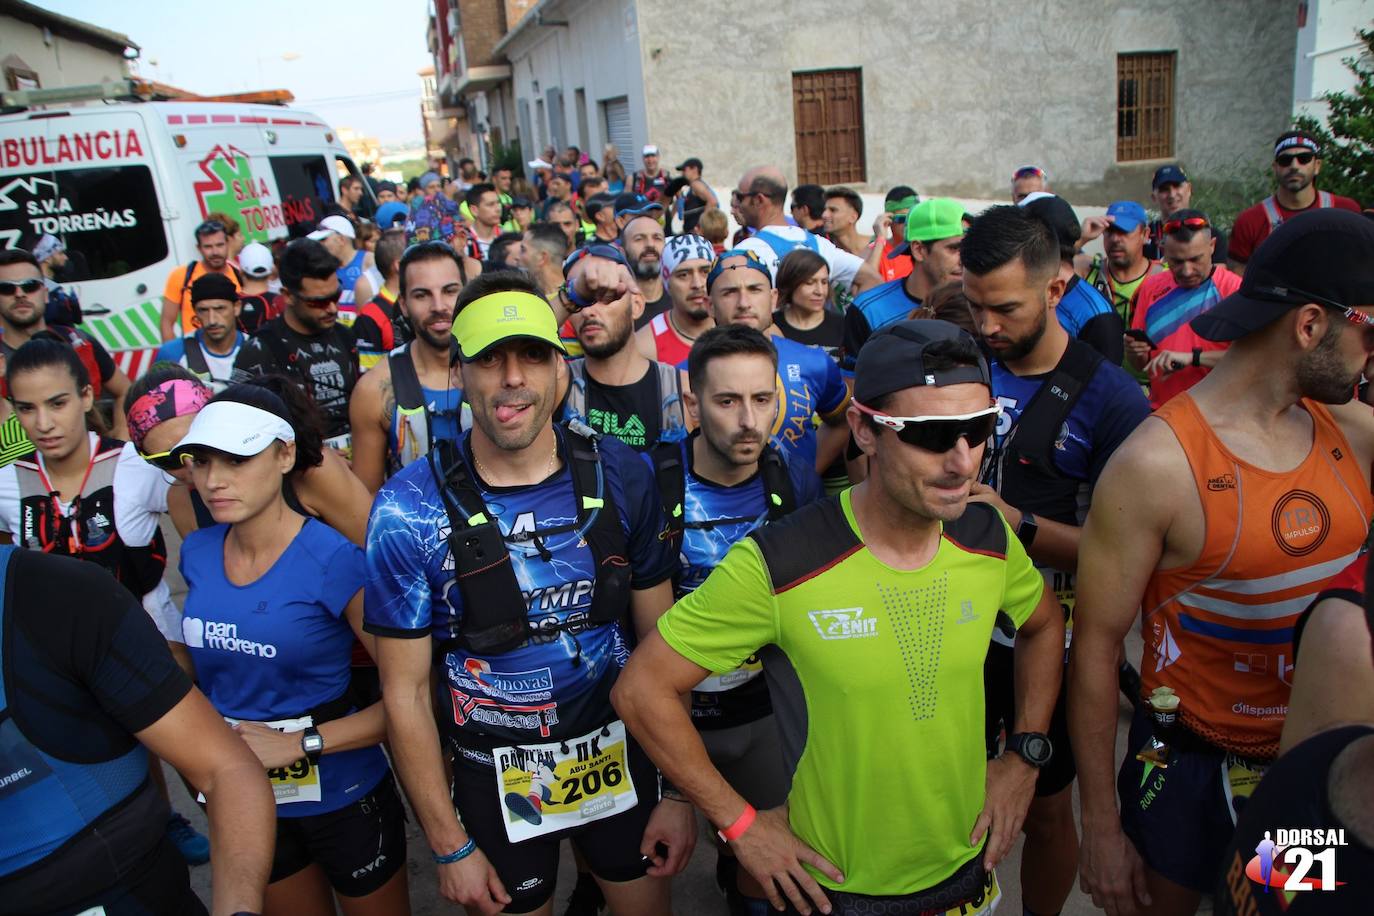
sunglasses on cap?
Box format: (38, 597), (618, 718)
(138, 447), (184, 474)
(1276, 152), (1316, 167)
(1162, 215), (1210, 234)
(1253, 283), (1374, 330)
(1013, 166), (1046, 180)
(562, 243), (629, 276)
(852, 401), (1001, 453)
(195, 219), (227, 236)
(0, 278), (44, 296)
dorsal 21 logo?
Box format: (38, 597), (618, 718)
(1244, 828), (1347, 894)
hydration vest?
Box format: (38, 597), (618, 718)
(180, 332), (238, 393)
(563, 359), (686, 447)
(0, 546), (165, 896)
(753, 227), (821, 265)
(649, 437), (797, 556)
(991, 340), (1104, 526)
(1261, 190), (1333, 231)
(356, 289), (399, 353)
(13, 435), (165, 596)
(427, 423), (633, 656)
(387, 342), (462, 475)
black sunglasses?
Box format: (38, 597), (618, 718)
(1275, 152), (1315, 167)
(294, 289), (342, 308)
(0, 278), (44, 296)
(855, 402), (1001, 453)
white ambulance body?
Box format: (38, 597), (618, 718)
(0, 81), (371, 376)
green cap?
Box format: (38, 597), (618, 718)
(905, 197), (969, 245)
(451, 290), (567, 362)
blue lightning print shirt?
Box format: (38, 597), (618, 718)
(660, 436), (822, 728)
(364, 426), (676, 746)
(670, 439), (823, 596)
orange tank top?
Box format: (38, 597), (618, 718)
(1140, 394), (1371, 759)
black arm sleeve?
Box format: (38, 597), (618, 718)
(1077, 311), (1125, 365)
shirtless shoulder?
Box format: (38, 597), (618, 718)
(1096, 414), (1203, 567)
(353, 357), (393, 421)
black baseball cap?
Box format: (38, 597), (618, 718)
(584, 193), (616, 219)
(854, 320), (991, 405)
(614, 192), (663, 218)
(509, 195), (534, 209)
(1152, 165), (1188, 190)
(1020, 194), (1080, 261)
(676, 157), (703, 171)
(1193, 209), (1374, 342)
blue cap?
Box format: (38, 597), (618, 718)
(1105, 201), (1147, 233)
(562, 243), (631, 278)
(1151, 165), (1188, 190)
(420, 170), (442, 189)
(374, 201), (409, 230)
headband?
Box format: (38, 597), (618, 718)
(127, 379), (212, 450)
(661, 234), (717, 279)
(707, 249), (773, 292)
(884, 195), (919, 214)
(1275, 134), (1320, 158)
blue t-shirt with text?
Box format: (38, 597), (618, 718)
(180, 519), (388, 816)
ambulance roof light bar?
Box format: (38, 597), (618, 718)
(1, 79), (155, 112)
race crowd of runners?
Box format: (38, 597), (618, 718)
(0, 126), (1371, 916)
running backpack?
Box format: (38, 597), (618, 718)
(426, 422), (631, 656)
(752, 227), (821, 265)
(990, 339), (1103, 525)
(1260, 191), (1333, 231)
(649, 439), (797, 555)
(563, 359), (687, 446)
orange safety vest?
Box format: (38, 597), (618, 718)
(1140, 394), (1371, 760)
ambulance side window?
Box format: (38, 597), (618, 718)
(268, 155), (333, 239)
(335, 155), (376, 217)
(0, 165), (167, 280)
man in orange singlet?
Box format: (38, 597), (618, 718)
(1069, 209), (1374, 916)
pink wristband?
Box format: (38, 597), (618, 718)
(717, 804), (756, 843)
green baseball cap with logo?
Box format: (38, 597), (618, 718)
(893, 198), (970, 256)
(451, 290), (567, 363)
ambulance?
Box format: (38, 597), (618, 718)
(0, 79), (374, 376)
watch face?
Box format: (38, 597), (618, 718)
(303, 734), (324, 753)
(1024, 735), (1052, 764)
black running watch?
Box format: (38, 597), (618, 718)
(1016, 511), (1039, 549)
(301, 727), (324, 764)
(1005, 732), (1053, 768)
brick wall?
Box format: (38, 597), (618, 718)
(460, 0), (509, 69)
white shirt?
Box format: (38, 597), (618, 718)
(736, 225), (865, 288)
(0, 438), (183, 641)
